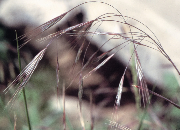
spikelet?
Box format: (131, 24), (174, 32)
(134, 50), (150, 107)
(18, 12), (67, 48)
(4, 45), (48, 109)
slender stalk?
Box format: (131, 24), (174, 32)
(15, 30), (32, 130)
(62, 81), (66, 130)
(78, 75), (85, 130)
(14, 112), (17, 130)
(130, 46), (140, 109)
(90, 90), (94, 130)
(137, 85), (156, 130)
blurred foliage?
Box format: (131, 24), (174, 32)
(163, 71), (179, 96)
(0, 25), (7, 62)
(0, 27), (5, 40)
(0, 42), (8, 61)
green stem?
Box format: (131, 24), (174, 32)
(15, 30), (32, 130)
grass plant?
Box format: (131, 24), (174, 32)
(1, 1), (180, 129)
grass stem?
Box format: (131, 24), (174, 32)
(130, 46), (140, 109)
(15, 30), (32, 130)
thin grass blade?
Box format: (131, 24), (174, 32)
(78, 74), (85, 130)
(14, 112), (17, 130)
(56, 50), (60, 107)
(62, 81), (66, 130)
(78, 74), (83, 111)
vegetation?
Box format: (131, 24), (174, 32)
(0, 1), (180, 130)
